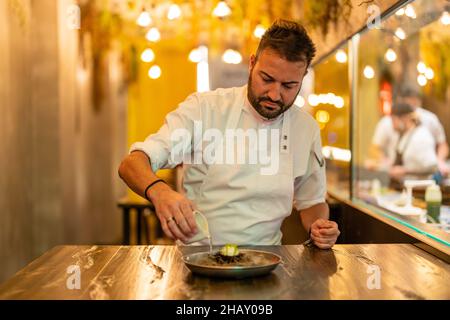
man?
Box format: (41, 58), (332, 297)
(119, 20), (340, 249)
(371, 88), (449, 176)
(388, 103), (438, 182)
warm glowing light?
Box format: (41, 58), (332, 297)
(148, 65), (161, 79)
(253, 24), (266, 38)
(441, 11), (450, 26)
(308, 93), (344, 108)
(395, 27), (406, 40)
(222, 49), (242, 64)
(322, 146), (351, 162)
(141, 48), (155, 63)
(385, 48), (397, 62)
(417, 62), (427, 73)
(308, 94), (319, 107)
(335, 97), (345, 109)
(404, 4), (416, 19)
(395, 8), (405, 16)
(146, 27), (161, 42)
(316, 110), (330, 124)
(295, 96), (305, 108)
(213, 1), (231, 18)
(417, 74), (427, 86)
(137, 10), (152, 27)
(425, 68), (434, 80)
(363, 65), (375, 79)
(335, 50), (347, 63)
(167, 4), (182, 20)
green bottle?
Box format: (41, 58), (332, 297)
(425, 184), (442, 223)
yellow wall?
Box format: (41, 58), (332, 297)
(127, 46), (196, 199)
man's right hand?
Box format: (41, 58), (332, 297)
(147, 183), (198, 242)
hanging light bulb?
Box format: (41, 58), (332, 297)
(294, 95), (305, 108)
(395, 8), (405, 16)
(222, 49), (242, 64)
(148, 65), (162, 79)
(417, 62), (427, 73)
(404, 4), (416, 19)
(440, 11), (450, 26)
(189, 48), (202, 63)
(315, 110), (330, 124)
(213, 1), (231, 18)
(425, 68), (434, 80)
(167, 4), (182, 20)
(146, 27), (161, 42)
(137, 9), (152, 27)
(253, 24), (266, 39)
(395, 27), (406, 40)
(417, 74), (427, 86)
(363, 65), (375, 79)
(189, 46), (208, 63)
(335, 50), (347, 63)
(385, 48), (397, 62)
(141, 48), (155, 63)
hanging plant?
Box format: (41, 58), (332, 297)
(78, 1), (131, 112)
(304, 0), (354, 37)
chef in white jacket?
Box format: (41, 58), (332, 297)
(119, 19), (340, 249)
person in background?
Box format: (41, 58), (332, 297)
(388, 103), (438, 184)
(370, 88), (449, 177)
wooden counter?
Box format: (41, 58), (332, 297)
(0, 244), (449, 300)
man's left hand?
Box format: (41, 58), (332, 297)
(310, 219), (340, 249)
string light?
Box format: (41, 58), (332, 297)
(308, 93), (345, 108)
(222, 49), (242, 64)
(395, 8), (405, 16)
(253, 24), (266, 39)
(395, 27), (406, 40)
(141, 48), (155, 63)
(417, 74), (427, 86)
(167, 4), (182, 20)
(136, 10), (152, 27)
(335, 50), (347, 63)
(146, 27), (161, 42)
(148, 65), (162, 79)
(294, 96), (305, 108)
(213, 1), (231, 18)
(404, 4), (416, 19)
(417, 62), (427, 73)
(425, 68), (434, 80)
(315, 110), (330, 124)
(385, 48), (397, 62)
(441, 11), (450, 26)
(363, 66), (375, 79)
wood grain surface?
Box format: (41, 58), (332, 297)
(0, 244), (448, 300)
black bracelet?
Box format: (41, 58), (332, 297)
(144, 179), (165, 201)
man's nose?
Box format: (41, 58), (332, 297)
(267, 83), (281, 102)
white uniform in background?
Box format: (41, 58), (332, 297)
(372, 107), (447, 156)
(389, 125), (438, 173)
(130, 85), (326, 245)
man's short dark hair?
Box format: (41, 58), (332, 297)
(400, 87), (422, 100)
(391, 102), (415, 117)
(256, 19), (316, 66)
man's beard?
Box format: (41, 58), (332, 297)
(247, 71), (299, 120)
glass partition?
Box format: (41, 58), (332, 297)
(308, 45), (351, 199)
(352, 0), (450, 246)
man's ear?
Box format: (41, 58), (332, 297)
(249, 54), (256, 72)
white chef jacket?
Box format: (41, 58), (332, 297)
(372, 107), (446, 155)
(389, 125), (438, 173)
(130, 85), (326, 245)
